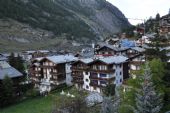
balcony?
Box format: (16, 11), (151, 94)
(71, 66), (89, 71)
(50, 77), (65, 81)
(40, 65), (55, 68)
(90, 75), (115, 81)
(72, 74), (83, 79)
(50, 72), (65, 76)
(89, 68), (115, 73)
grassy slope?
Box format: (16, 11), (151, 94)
(0, 96), (53, 113)
(0, 87), (88, 113)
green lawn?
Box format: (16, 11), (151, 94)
(0, 96), (53, 113)
(0, 87), (87, 113)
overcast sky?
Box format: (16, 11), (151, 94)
(107, 0), (170, 25)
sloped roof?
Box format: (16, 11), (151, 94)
(46, 54), (78, 64)
(131, 47), (145, 52)
(97, 42), (128, 52)
(121, 39), (136, 48)
(100, 56), (128, 64)
(76, 55), (128, 65)
(80, 58), (94, 64)
(0, 61), (23, 80)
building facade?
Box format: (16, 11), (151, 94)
(29, 55), (77, 92)
(71, 56), (129, 93)
(159, 14), (170, 34)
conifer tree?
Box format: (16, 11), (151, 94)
(16, 54), (25, 73)
(0, 75), (14, 107)
(101, 87), (121, 113)
(8, 52), (15, 67)
(135, 63), (163, 113)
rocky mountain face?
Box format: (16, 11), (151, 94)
(0, 0), (130, 51)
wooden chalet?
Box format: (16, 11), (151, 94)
(71, 56), (129, 93)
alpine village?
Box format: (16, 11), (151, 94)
(0, 0), (170, 113)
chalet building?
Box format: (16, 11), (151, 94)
(104, 38), (120, 47)
(94, 43), (129, 57)
(71, 56), (129, 93)
(29, 55), (77, 92)
(22, 50), (50, 62)
(159, 14), (170, 34)
(0, 61), (24, 93)
(32, 50), (49, 59)
(126, 47), (145, 58)
(125, 46), (146, 79)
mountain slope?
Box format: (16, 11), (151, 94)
(0, 0), (130, 51)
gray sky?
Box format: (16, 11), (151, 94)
(107, 0), (170, 25)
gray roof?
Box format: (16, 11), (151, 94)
(34, 57), (44, 61)
(97, 42), (128, 52)
(80, 48), (94, 58)
(131, 47), (145, 52)
(46, 54), (78, 64)
(0, 57), (8, 61)
(100, 56), (128, 64)
(0, 61), (23, 80)
(80, 58), (94, 64)
(77, 55), (128, 65)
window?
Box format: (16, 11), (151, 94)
(100, 73), (107, 78)
(120, 79), (122, 83)
(100, 65), (107, 70)
(86, 85), (89, 89)
(93, 65), (97, 70)
(119, 64), (121, 68)
(120, 72), (122, 75)
(100, 80), (107, 84)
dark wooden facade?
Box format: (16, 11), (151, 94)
(29, 58), (66, 89)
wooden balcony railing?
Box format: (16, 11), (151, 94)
(90, 75), (115, 81)
(71, 67), (89, 71)
(72, 73), (83, 78)
(89, 69), (115, 73)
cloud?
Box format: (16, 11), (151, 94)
(107, 0), (170, 25)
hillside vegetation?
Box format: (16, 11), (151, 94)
(0, 0), (130, 51)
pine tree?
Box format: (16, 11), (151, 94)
(101, 87), (121, 113)
(8, 53), (25, 74)
(156, 13), (160, 21)
(0, 75), (14, 107)
(101, 97), (114, 113)
(135, 63), (163, 113)
(16, 54), (25, 73)
(103, 84), (116, 97)
(8, 52), (15, 67)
